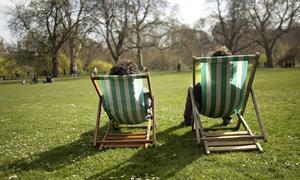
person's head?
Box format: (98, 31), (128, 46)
(142, 66), (148, 72)
(109, 59), (138, 75)
(210, 46), (232, 57)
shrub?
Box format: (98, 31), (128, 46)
(19, 65), (34, 76)
(57, 52), (85, 75)
(88, 59), (112, 74)
(75, 59), (83, 74)
(0, 57), (7, 76)
(58, 53), (70, 75)
(259, 54), (267, 67)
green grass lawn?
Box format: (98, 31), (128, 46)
(0, 69), (299, 179)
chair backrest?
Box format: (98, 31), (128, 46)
(92, 74), (150, 124)
(193, 55), (259, 118)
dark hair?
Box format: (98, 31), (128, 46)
(210, 46), (232, 57)
(109, 59), (138, 75)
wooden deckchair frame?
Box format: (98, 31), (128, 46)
(91, 73), (156, 150)
(192, 53), (267, 154)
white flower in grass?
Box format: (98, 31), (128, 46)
(120, 174), (126, 178)
(8, 175), (17, 179)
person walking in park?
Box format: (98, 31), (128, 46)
(72, 63), (78, 77)
(177, 61), (181, 72)
(31, 74), (38, 84)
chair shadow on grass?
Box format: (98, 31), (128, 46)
(4, 126), (107, 173)
(4, 124), (204, 179)
(87, 125), (205, 179)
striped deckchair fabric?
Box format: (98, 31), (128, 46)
(198, 56), (249, 118)
(192, 53), (267, 154)
(91, 72), (156, 150)
(96, 74), (147, 124)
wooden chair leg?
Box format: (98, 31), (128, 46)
(152, 118), (156, 145)
(191, 117), (195, 131)
(237, 113), (254, 135)
(236, 56), (259, 130)
(145, 119), (152, 148)
(189, 86), (209, 153)
(93, 98), (102, 146)
(99, 121), (112, 150)
(234, 118), (242, 131)
(152, 96), (156, 145)
(251, 87), (267, 141)
(194, 118), (201, 144)
(194, 116), (210, 154)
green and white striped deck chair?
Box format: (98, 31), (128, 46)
(91, 73), (156, 150)
(191, 53), (267, 154)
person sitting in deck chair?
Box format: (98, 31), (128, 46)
(91, 59), (156, 149)
(181, 46), (232, 126)
(109, 59), (152, 120)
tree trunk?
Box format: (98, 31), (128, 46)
(137, 48), (143, 70)
(69, 40), (76, 75)
(136, 31), (143, 70)
(51, 51), (59, 77)
(114, 54), (121, 62)
(265, 48), (273, 68)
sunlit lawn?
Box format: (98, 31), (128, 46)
(0, 69), (299, 179)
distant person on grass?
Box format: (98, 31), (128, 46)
(72, 63), (78, 77)
(181, 46), (233, 126)
(92, 67), (98, 75)
(31, 74), (38, 84)
(177, 61), (181, 72)
(44, 73), (53, 83)
(109, 59), (152, 119)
